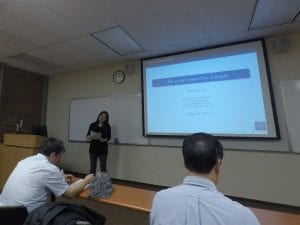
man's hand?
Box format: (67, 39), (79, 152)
(64, 174), (75, 185)
(84, 174), (95, 183)
(63, 174), (95, 198)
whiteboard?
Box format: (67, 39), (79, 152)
(69, 94), (149, 145)
(281, 80), (300, 153)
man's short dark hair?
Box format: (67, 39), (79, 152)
(182, 133), (223, 173)
(39, 137), (65, 156)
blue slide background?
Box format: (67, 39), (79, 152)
(145, 52), (268, 135)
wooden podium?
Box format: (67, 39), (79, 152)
(0, 134), (46, 189)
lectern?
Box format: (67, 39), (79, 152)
(0, 134), (46, 189)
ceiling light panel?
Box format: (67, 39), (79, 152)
(91, 27), (144, 56)
(250, 0), (300, 30)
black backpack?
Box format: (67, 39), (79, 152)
(23, 202), (105, 225)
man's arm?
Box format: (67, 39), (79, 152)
(63, 174), (94, 198)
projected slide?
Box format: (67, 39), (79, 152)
(143, 40), (278, 138)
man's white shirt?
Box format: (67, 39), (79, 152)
(0, 153), (68, 212)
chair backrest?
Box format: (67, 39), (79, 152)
(0, 205), (28, 225)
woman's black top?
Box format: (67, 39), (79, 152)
(87, 122), (111, 155)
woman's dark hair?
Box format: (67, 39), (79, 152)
(39, 137), (65, 156)
(182, 132), (223, 174)
(95, 111), (109, 125)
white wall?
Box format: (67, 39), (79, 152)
(47, 35), (300, 207)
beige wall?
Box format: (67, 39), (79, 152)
(47, 35), (300, 207)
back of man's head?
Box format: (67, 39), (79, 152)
(39, 137), (65, 156)
(183, 133), (223, 174)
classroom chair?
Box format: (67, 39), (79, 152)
(0, 205), (28, 225)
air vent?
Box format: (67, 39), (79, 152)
(8, 53), (63, 71)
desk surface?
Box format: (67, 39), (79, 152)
(79, 184), (156, 213)
(79, 184), (300, 225)
(250, 207), (300, 225)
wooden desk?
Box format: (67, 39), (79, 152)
(78, 184), (300, 225)
(79, 184), (156, 213)
(250, 207), (300, 225)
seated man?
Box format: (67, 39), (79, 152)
(150, 133), (260, 225)
(0, 137), (94, 212)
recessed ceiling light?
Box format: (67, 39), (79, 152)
(91, 26), (144, 56)
(249, 0), (300, 30)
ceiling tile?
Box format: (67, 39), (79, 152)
(95, 0), (157, 24)
(208, 32), (249, 46)
(0, 10), (59, 46)
(1, 0), (84, 40)
(41, 0), (115, 33)
(0, 31), (39, 52)
(133, 38), (212, 61)
(122, 16), (174, 50)
(0, 0), (299, 76)
(47, 41), (97, 65)
(203, 0), (256, 38)
(29, 47), (75, 67)
(68, 35), (117, 60)
(154, 1), (207, 44)
(0, 45), (18, 59)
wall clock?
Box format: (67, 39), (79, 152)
(112, 70), (125, 84)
